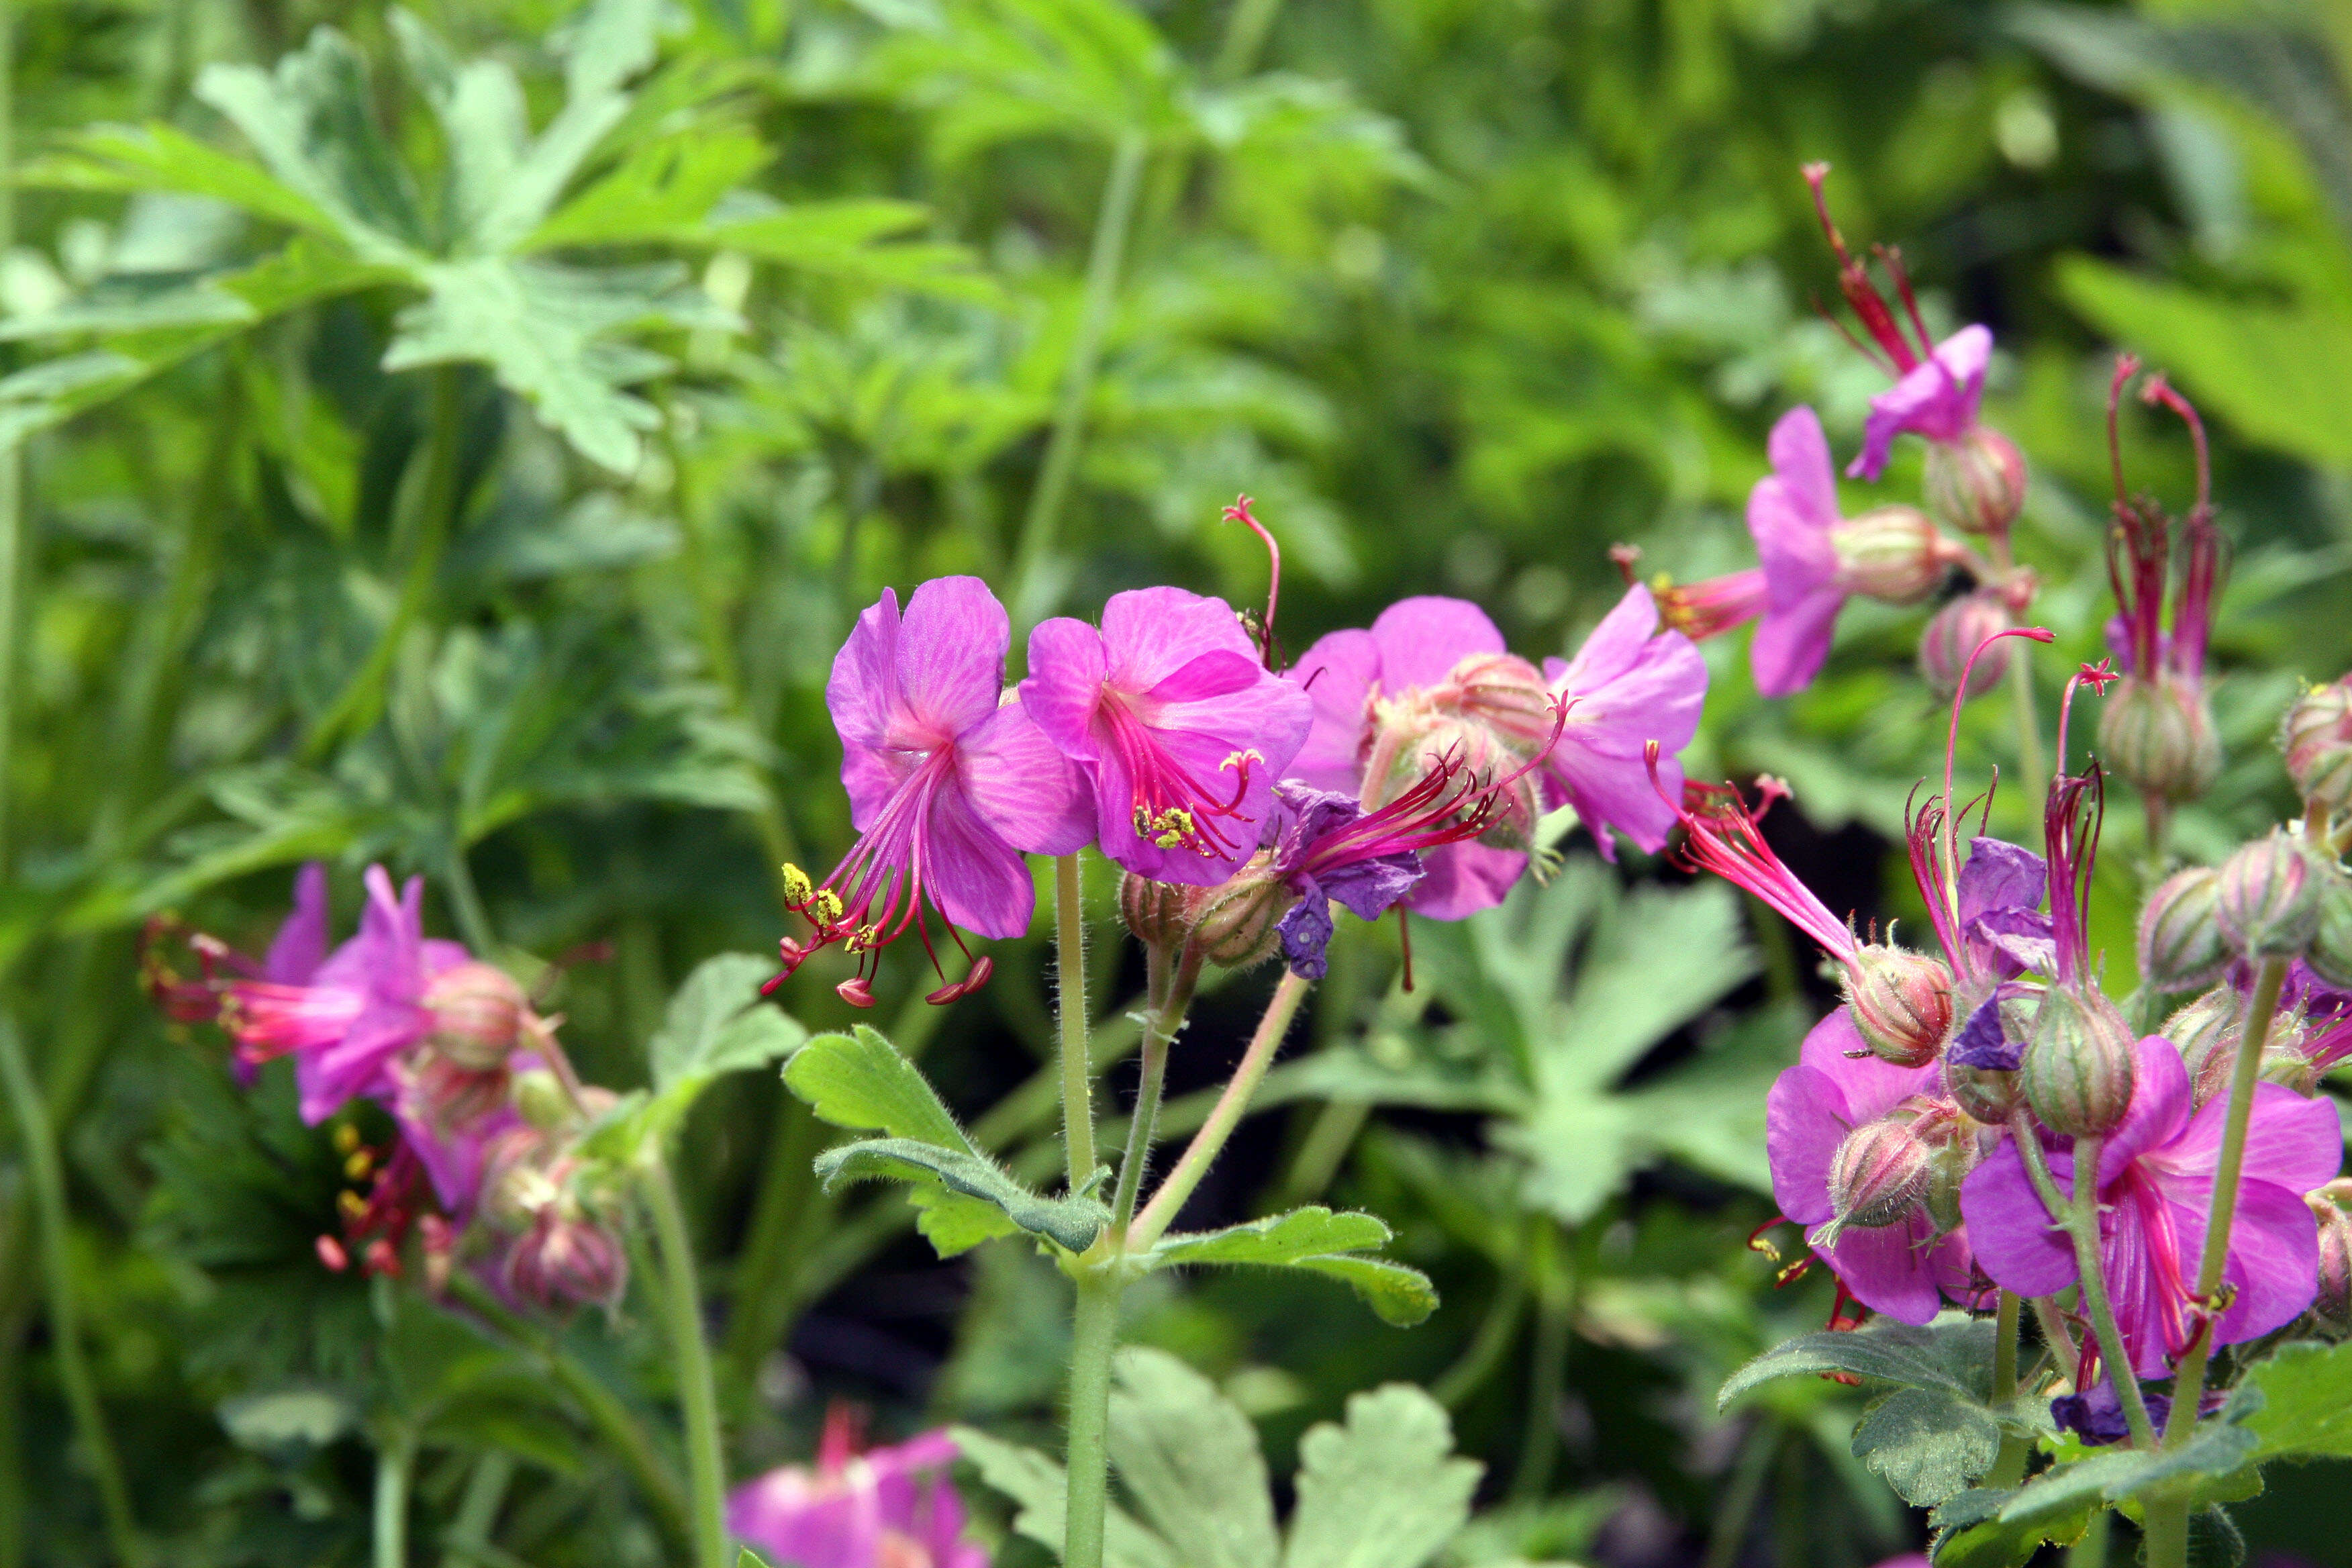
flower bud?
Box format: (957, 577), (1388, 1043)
(2137, 867), (2228, 993)
(1917, 590), (2014, 702)
(2312, 1197), (2352, 1334)
(2163, 986), (2241, 1105)
(501, 1210), (628, 1311)
(1841, 945), (1954, 1067)
(2097, 673), (2220, 805)
(423, 961), (530, 1072)
(511, 1068), (575, 1132)
(1187, 856), (1290, 970)
(2305, 869), (2352, 991)
(1945, 1061), (2021, 1124)
(1828, 505), (1949, 605)
(1922, 426), (2028, 536)
(1819, 1112), (1934, 1245)
(2216, 832), (2324, 959)
(2023, 985), (2138, 1136)
(1118, 873), (1203, 952)
(2281, 679), (2352, 816)
(1921, 1118), (1985, 1232)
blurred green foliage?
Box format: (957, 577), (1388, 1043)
(1, 0), (2349, 1564)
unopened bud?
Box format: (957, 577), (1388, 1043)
(1829, 506), (1950, 605)
(2137, 867), (2228, 993)
(1118, 873), (1202, 952)
(511, 1069), (574, 1132)
(2163, 986), (2241, 1106)
(1918, 591), (2014, 702)
(2313, 1197), (2352, 1334)
(1921, 1118), (1984, 1232)
(1842, 946), (1954, 1067)
(1820, 1113), (1934, 1245)
(423, 961), (530, 1072)
(2216, 832), (2324, 959)
(2306, 869), (2352, 991)
(1945, 1061), (2022, 1124)
(502, 1210), (628, 1311)
(1922, 426), (2028, 536)
(2098, 673), (2220, 805)
(2023, 985), (2138, 1136)
(1188, 856), (1291, 970)
(2281, 679), (2352, 816)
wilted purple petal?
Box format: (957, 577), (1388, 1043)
(1947, 995), (2020, 1071)
(1849, 324), (1991, 480)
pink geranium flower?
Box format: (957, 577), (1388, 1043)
(728, 1411), (985, 1568)
(775, 576), (1092, 1006)
(1287, 586), (1704, 918)
(1765, 1010), (1988, 1324)
(1022, 586), (1310, 887)
(1961, 1037), (2341, 1375)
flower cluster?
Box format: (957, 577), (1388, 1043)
(145, 863), (628, 1308)
(765, 528), (1711, 1001)
(1635, 166), (2037, 705)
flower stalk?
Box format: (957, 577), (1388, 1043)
(373, 1426), (415, 1568)
(1056, 854), (1097, 1187)
(2005, 1110), (2155, 1448)
(1111, 942), (1202, 1235)
(642, 1155), (728, 1568)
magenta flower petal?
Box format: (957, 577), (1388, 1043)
(1100, 585), (1257, 689)
(959, 701), (1095, 855)
(1018, 616), (1112, 760)
(2098, 1038), (2193, 1178)
(1766, 1064), (1849, 1227)
(893, 576), (1014, 740)
(2153, 1078), (2342, 1195)
(1286, 628), (1379, 792)
(727, 1429), (977, 1568)
(916, 778), (1040, 942)
(1749, 407), (1841, 602)
(2202, 1177), (2322, 1348)
(1367, 597), (1506, 691)
(1750, 586), (1844, 698)
(1408, 842), (1527, 920)
(1818, 1209), (1947, 1324)
(1850, 324), (1992, 480)
(1541, 585), (1708, 856)
(1959, 1136), (2079, 1300)
(265, 862), (332, 985)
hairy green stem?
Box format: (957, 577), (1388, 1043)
(0, 1016), (140, 1564)
(2067, 1507), (2109, 1568)
(442, 1451), (515, 1568)
(303, 366), (466, 761)
(1701, 1417), (1779, 1568)
(1063, 1271), (1121, 1568)
(1055, 854), (1097, 1188)
(1431, 1264), (1528, 1410)
(1128, 968), (1312, 1250)
(1008, 132), (1147, 626)
(2032, 1293), (2079, 1386)
(1510, 1272), (1571, 1500)
(374, 1428), (416, 1568)
(2008, 1112), (2153, 1447)
(643, 1157), (728, 1568)
(2145, 956), (2290, 1565)
(1112, 944), (1201, 1236)
(1988, 1290), (2028, 1489)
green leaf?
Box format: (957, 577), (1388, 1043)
(910, 1187), (1022, 1257)
(382, 256), (732, 472)
(1928, 1422), (2261, 1568)
(19, 121), (345, 238)
(950, 1425), (1177, 1568)
(783, 1025), (974, 1150)
(1147, 1208), (1393, 1267)
(2231, 1338), (2352, 1458)
(648, 953), (805, 1093)
(814, 1138), (1108, 1253)
(1851, 1386), (2002, 1508)
(1283, 1384), (1480, 1568)
(1107, 1349), (1278, 1568)
(1720, 1314), (1994, 1411)
(528, 132), (771, 250)
(1288, 1255), (1438, 1328)
(217, 1385), (360, 1452)
(708, 201), (997, 300)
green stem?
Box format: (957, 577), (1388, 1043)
(1212, 0), (1285, 79)
(302, 366), (465, 762)
(1008, 132), (1148, 627)
(2008, 1112), (2153, 1447)
(2006, 619), (2045, 810)
(442, 1451), (514, 1568)
(2067, 1507), (2110, 1568)
(1700, 1417), (1779, 1568)
(643, 1157), (728, 1568)
(374, 1428), (416, 1568)
(0, 0), (17, 876)
(444, 1272), (691, 1553)
(1127, 969), (1312, 1251)
(2032, 1293), (2079, 1386)
(1431, 1265), (1528, 1409)
(1112, 944), (1200, 1236)
(1063, 1271), (1121, 1568)
(1988, 1290), (2028, 1489)
(442, 841), (498, 957)
(0, 1016), (139, 1564)
(1272, 1099), (1370, 1209)
(1510, 1276), (1571, 1500)
(1055, 854), (1097, 1189)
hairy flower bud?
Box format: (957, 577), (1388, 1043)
(1118, 872), (1204, 952)
(511, 1068), (574, 1132)
(1917, 590), (2014, 701)
(2098, 673), (2220, 805)
(1829, 505), (1949, 605)
(423, 961), (530, 1073)
(2137, 867), (2228, 993)
(2023, 985), (2138, 1136)
(1187, 855), (1291, 970)
(1819, 1112), (1934, 1245)
(2281, 679), (2352, 816)
(2313, 1196), (2352, 1334)
(2163, 985), (2239, 1085)
(2216, 832), (2324, 960)
(1921, 1118), (1985, 1233)
(1923, 426), (2028, 536)
(1945, 1061), (2021, 1124)
(1841, 945), (1954, 1067)
(2306, 869), (2352, 991)
(502, 1209), (628, 1311)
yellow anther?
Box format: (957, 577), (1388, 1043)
(781, 863), (815, 905)
(333, 1124), (362, 1156)
(344, 1150), (375, 1181)
(338, 1191), (368, 1221)
(812, 889), (844, 925)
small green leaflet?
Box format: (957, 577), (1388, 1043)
(1144, 1207), (1436, 1326)
(578, 953), (804, 1161)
